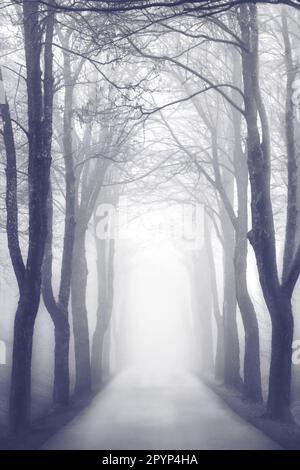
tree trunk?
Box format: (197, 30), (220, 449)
(53, 314), (70, 404)
(42, 186), (71, 406)
(43, 291), (71, 406)
(215, 317), (225, 381)
(102, 326), (111, 379)
(91, 320), (106, 385)
(267, 295), (294, 420)
(204, 217), (224, 380)
(91, 235), (115, 386)
(42, 42), (77, 406)
(220, 176), (242, 389)
(9, 292), (38, 432)
(91, 237), (106, 385)
(71, 228), (91, 396)
(231, 47), (262, 402)
(222, 240), (242, 389)
(8, 1), (55, 432)
(235, 233), (262, 401)
(281, 7), (298, 282)
(239, 3), (294, 419)
(196, 249), (214, 374)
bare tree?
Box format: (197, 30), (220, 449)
(0, 1), (55, 431)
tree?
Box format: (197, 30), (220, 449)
(238, 3), (299, 419)
(91, 185), (118, 385)
(70, 70), (138, 395)
(0, 1), (55, 431)
(42, 29), (85, 405)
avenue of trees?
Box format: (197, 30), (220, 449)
(1, 0), (300, 435)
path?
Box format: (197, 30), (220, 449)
(42, 370), (281, 450)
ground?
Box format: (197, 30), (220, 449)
(41, 370), (281, 450)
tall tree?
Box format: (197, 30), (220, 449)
(0, 1), (55, 431)
(42, 33), (83, 405)
(239, 3), (300, 419)
(91, 186), (118, 385)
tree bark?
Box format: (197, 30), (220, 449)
(205, 215), (225, 380)
(222, 223), (242, 389)
(91, 238), (107, 385)
(92, 230), (115, 385)
(196, 249), (214, 374)
(234, 233), (262, 401)
(42, 36), (78, 406)
(4, 1), (55, 432)
(281, 7), (298, 282)
(71, 227), (92, 396)
(9, 291), (39, 431)
(69, 77), (111, 395)
(42, 188), (71, 405)
(231, 49), (262, 402)
(91, 324), (106, 385)
(220, 168), (242, 389)
(240, 3), (293, 419)
(267, 294), (294, 420)
(53, 315), (70, 404)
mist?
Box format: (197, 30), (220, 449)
(1, 0), (300, 453)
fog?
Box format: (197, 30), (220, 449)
(1, 0), (300, 451)
(115, 242), (196, 383)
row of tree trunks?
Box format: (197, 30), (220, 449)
(185, 83), (261, 400)
(69, 69), (114, 394)
(239, 3), (295, 420)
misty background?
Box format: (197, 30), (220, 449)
(1, 0), (300, 449)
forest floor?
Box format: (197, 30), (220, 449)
(204, 377), (300, 450)
(39, 370), (281, 450)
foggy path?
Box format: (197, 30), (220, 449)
(41, 371), (281, 450)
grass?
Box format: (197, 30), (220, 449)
(203, 375), (300, 450)
(0, 377), (105, 450)
(0, 394), (94, 450)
